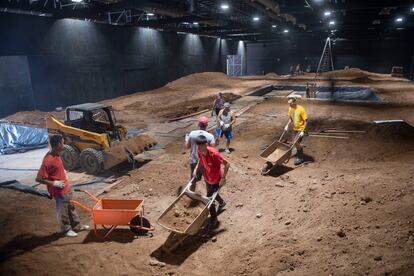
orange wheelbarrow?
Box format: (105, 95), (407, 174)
(70, 189), (154, 239)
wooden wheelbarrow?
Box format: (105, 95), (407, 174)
(260, 130), (301, 175)
(157, 179), (220, 252)
(71, 189), (154, 239)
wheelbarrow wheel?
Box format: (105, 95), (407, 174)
(261, 162), (272, 175)
(130, 215), (151, 235)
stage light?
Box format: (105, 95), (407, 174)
(221, 4), (229, 10)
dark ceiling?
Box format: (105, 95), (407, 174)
(1, 0), (414, 42)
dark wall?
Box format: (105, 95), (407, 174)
(0, 14), (241, 117)
(246, 36), (414, 78)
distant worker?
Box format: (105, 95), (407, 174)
(295, 64), (301, 75)
(305, 83), (311, 98)
(211, 92), (225, 117)
(185, 116), (215, 188)
(194, 135), (230, 230)
(290, 65), (294, 76)
(217, 102), (236, 154)
(36, 135), (89, 237)
(284, 97), (308, 165)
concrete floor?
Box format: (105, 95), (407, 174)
(0, 147), (48, 184)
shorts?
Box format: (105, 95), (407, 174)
(292, 130), (303, 144)
(216, 127), (232, 140)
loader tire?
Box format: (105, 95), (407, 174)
(80, 148), (103, 175)
(61, 145), (80, 171)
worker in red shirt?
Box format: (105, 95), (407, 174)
(194, 135), (230, 229)
(36, 135), (89, 237)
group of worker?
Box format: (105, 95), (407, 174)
(36, 92), (307, 237)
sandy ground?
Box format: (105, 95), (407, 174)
(1, 70), (414, 275)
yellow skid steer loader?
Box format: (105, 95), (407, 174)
(46, 103), (156, 174)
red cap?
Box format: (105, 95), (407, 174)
(198, 116), (209, 124)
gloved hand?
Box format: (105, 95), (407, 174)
(53, 180), (64, 189)
(220, 121), (225, 127)
(284, 125), (289, 132)
(224, 124), (230, 129)
(219, 178), (226, 187)
(185, 133), (190, 143)
(298, 131), (305, 138)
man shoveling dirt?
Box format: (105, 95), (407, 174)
(284, 97), (308, 165)
(194, 135), (230, 230)
(35, 135), (89, 237)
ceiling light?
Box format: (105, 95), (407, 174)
(72, 0), (82, 2)
(147, 13), (154, 16)
(220, 4), (229, 10)
(272, 25), (277, 28)
(253, 16), (260, 21)
(329, 21), (335, 25)
(193, 22), (199, 25)
(396, 17), (403, 22)
(284, 29), (289, 33)
(412, 7), (414, 11)
(324, 11), (331, 16)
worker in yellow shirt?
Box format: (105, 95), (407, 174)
(284, 97), (308, 165)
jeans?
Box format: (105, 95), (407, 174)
(54, 192), (81, 233)
(206, 183), (225, 221)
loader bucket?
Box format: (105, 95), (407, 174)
(102, 134), (157, 170)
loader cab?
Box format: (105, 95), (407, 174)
(65, 103), (121, 140)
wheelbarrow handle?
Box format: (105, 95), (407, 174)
(73, 188), (99, 202)
(70, 199), (92, 213)
(278, 129), (287, 142)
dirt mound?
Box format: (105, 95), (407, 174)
(165, 72), (231, 90)
(307, 119), (370, 133)
(368, 121), (414, 142)
(2, 111), (64, 128)
(160, 93), (241, 119)
(321, 68), (408, 81)
(265, 73), (279, 78)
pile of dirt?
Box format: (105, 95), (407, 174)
(368, 121), (414, 142)
(321, 68), (408, 81)
(165, 72), (231, 90)
(2, 111), (64, 128)
(159, 194), (205, 232)
(160, 93), (241, 119)
(265, 73), (279, 78)
(307, 118), (370, 133)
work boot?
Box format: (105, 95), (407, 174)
(294, 149), (304, 165)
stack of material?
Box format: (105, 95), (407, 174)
(308, 129), (365, 139)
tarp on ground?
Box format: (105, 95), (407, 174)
(0, 122), (48, 154)
(0, 180), (51, 199)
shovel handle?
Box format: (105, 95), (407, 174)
(278, 129), (287, 142)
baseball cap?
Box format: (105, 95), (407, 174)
(224, 102), (231, 108)
(288, 97), (297, 104)
(198, 116), (209, 124)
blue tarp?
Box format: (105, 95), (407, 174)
(0, 123), (48, 154)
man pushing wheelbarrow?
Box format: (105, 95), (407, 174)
(283, 96), (308, 165)
(260, 97), (308, 174)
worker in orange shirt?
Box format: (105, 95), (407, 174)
(284, 97), (308, 165)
